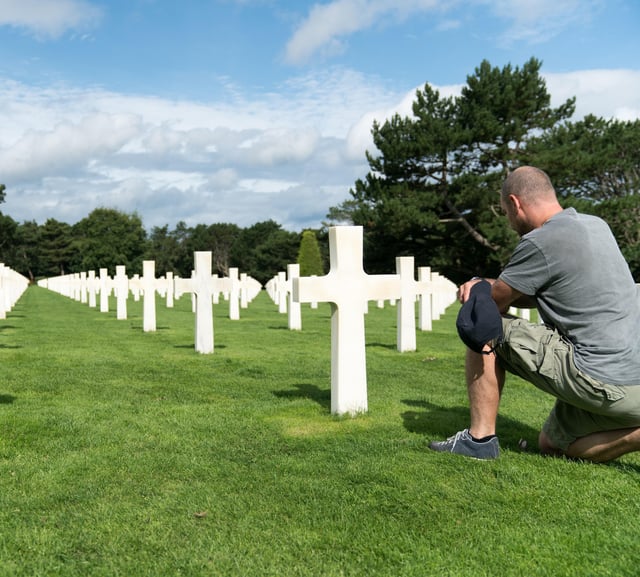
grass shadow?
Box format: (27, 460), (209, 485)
(366, 342), (396, 351)
(273, 383), (331, 411)
(0, 394), (16, 404)
(401, 399), (540, 452)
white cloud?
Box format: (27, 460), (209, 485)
(285, 0), (605, 64)
(285, 0), (442, 65)
(0, 0), (102, 38)
(545, 69), (640, 121)
(488, 0), (603, 45)
(0, 67), (638, 232)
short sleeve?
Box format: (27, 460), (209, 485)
(498, 239), (549, 296)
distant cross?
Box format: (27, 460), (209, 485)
(228, 267), (240, 320)
(395, 256), (417, 352)
(79, 272), (88, 304)
(287, 263), (302, 331)
(277, 271), (287, 314)
(99, 268), (110, 313)
(87, 270), (97, 308)
(293, 226), (401, 415)
(114, 265), (128, 320)
(240, 273), (249, 309)
(162, 271), (175, 308)
(140, 260), (158, 332)
(417, 267), (433, 331)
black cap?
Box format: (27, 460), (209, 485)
(456, 280), (503, 354)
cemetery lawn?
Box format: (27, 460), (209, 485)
(2, 287), (640, 577)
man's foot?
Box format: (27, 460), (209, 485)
(429, 429), (500, 460)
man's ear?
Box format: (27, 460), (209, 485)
(509, 194), (522, 212)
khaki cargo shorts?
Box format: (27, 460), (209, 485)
(495, 318), (640, 451)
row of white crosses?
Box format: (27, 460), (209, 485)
(264, 264), (304, 330)
(293, 226), (457, 415)
(37, 227), (458, 415)
(266, 258), (455, 345)
(38, 255), (263, 354)
(0, 264), (30, 320)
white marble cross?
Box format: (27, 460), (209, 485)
(395, 256), (417, 352)
(140, 260), (158, 332)
(87, 270), (97, 308)
(277, 271), (287, 314)
(293, 226), (401, 415)
(174, 251), (217, 354)
(113, 265), (128, 320)
(99, 268), (110, 313)
(227, 267), (240, 321)
(417, 266), (433, 331)
(287, 263), (302, 331)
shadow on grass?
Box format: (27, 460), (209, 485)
(401, 399), (540, 452)
(0, 394), (16, 404)
(273, 383), (331, 411)
(366, 342), (396, 351)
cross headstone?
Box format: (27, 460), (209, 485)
(114, 265), (128, 320)
(164, 271), (175, 308)
(99, 268), (110, 313)
(417, 267), (433, 331)
(86, 270), (97, 308)
(227, 267), (240, 321)
(277, 271), (287, 314)
(287, 263), (302, 331)
(293, 226), (401, 415)
(174, 251), (217, 354)
(396, 256), (417, 352)
(140, 260), (158, 332)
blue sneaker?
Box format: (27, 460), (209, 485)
(429, 429), (500, 460)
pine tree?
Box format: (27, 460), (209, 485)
(297, 230), (324, 276)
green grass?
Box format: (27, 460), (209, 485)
(1, 286), (639, 576)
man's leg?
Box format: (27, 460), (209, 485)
(540, 428), (640, 463)
(428, 348), (505, 459)
(466, 348), (505, 439)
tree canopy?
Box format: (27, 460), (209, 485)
(328, 57), (640, 282)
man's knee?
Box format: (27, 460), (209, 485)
(538, 431), (564, 457)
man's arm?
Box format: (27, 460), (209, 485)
(491, 279), (529, 314)
(458, 277), (531, 314)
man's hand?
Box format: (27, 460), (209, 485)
(457, 277), (488, 304)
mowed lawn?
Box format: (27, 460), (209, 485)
(1, 285), (639, 577)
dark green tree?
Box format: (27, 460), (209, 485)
(0, 212), (19, 264)
(71, 208), (147, 275)
(146, 224), (183, 275)
(14, 220), (42, 282)
(297, 229), (325, 276)
(39, 218), (74, 276)
(209, 223), (241, 276)
(231, 220), (300, 285)
(328, 57), (575, 282)
(528, 115), (640, 200)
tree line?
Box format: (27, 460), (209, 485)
(1, 57), (639, 285)
(0, 208), (326, 286)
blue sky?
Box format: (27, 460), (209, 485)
(0, 0), (638, 232)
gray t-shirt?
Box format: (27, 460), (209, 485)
(499, 208), (640, 386)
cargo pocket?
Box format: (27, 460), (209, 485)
(576, 369), (626, 402)
(501, 322), (562, 392)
